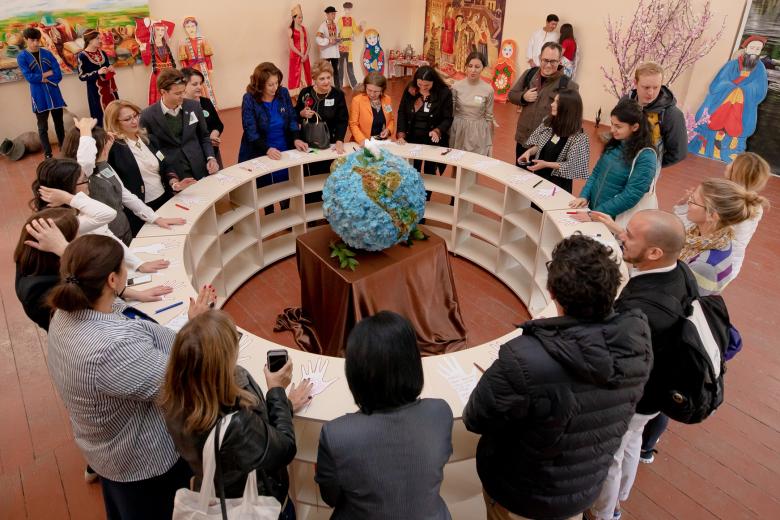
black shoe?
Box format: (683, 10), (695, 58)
(639, 448), (657, 464)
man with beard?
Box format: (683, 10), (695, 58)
(585, 209), (694, 520)
(622, 62), (687, 168)
(690, 35), (769, 163)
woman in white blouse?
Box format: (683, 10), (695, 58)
(104, 100), (197, 235)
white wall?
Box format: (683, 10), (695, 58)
(0, 0), (748, 138)
(0, 0), (426, 138)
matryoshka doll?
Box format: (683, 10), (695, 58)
(491, 39), (517, 103)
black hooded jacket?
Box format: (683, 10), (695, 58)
(463, 310), (653, 520)
(623, 85), (687, 167)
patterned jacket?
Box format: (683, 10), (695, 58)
(524, 121), (590, 179)
(17, 48), (67, 112)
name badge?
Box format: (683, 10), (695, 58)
(550, 134), (561, 144)
(188, 112), (199, 125)
(155, 150), (165, 161)
(474, 95), (484, 103)
(423, 102), (431, 112)
(383, 104), (393, 113)
(325, 98), (335, 107)
(98, 170), (114, 179)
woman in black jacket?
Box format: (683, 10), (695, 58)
(182, 67), (225, 168)
(396, 66), (453, 198)
(104, 99), (196, 234)
(294, 59), (348, 204)
(161, 310), (312, 519)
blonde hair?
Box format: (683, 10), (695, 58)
(699, 178), (768, 228)
(103, 99), (149, 143)
(311, 59), (334, 80)
(634, 62), (664, 81)
(727, 152), (770, 193)
(159, 310), (258, 434)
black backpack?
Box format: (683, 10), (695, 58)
(628, 264), (730, 424)
(522, 66), (570, 91)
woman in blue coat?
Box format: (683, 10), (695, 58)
(570, 100), (657, 219)
(238, 62), (308, 214)
(17, 27), (67, 158)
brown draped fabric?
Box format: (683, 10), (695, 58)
(276, 225), (468, 357)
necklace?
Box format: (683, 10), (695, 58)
(83, 49), (104, 66)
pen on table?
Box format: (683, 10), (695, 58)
(552, 186), (557, 196)
(175, 203), (190, 211)
(441, 148), (452, 155)
(155, 301), (183, 314)
(532, 179), (543, 188)
(474, 362), (486, 374)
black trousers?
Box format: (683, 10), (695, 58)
(641, 413), (669, 452)
(36, 108), (65, 156)
(327, 58), (340, 89)
(515, 142), (528, 165)
(338, 53), (357, 88)
(413, 158), (447, 201)
(100, 457), (192, 520)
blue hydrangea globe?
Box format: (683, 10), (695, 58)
(323, 145), (426, 251)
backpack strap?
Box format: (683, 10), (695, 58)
(522, 66), (540, 91)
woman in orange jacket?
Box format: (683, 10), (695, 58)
(349, 72), (395, 143)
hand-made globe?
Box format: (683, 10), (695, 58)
(323, 145), (426, 251)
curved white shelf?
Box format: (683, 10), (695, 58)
(130, 143), (625, 519)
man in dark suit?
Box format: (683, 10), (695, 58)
(140, 68), (218, 180)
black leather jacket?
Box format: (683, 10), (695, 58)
(165, 366), (297, 503)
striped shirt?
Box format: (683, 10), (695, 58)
(47, 301), (179, 482)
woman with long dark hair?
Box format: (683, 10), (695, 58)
(518, 88), (590, 193)
(558, 23), (577, 77)
(570, 100), (657, 218)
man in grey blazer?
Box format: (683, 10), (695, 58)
(140, 68), (218, 180)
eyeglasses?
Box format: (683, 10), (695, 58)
(541, 59), (560, 65)
(119, 113), (140, 123)
(687, 196), (706, 209)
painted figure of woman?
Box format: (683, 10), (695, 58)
(288, 4), (313, 90)
(77, 30), (119, 124)
(491, 39), (517, 103)
(178, 17), (217, 106)
(362, 29), (384, 74)
(137, 19), (177, 105)
(441, 7), (456, 64)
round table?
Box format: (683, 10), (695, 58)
(130, 142), (624, 519)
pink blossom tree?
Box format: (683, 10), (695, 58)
(602, 0), (726, 98)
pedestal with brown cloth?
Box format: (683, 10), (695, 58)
(275, 225), (468, 357)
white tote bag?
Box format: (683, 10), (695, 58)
(173, 412), (282, 520)
(615, 147), (660, 229)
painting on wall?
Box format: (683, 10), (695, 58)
(0, 0), (150, 84)
(422, 0), (507, 82)
(739, 0), (780, 174)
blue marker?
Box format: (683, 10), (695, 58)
(155, 301), (184, 314)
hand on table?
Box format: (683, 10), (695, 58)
(124, 284), (173, 302)
(137, 259), (170, 273)
(154, 217), (186, 229)
(288, 379), (314, 413)
(569, 197), (588, 209)
(172, 178), (198, 192)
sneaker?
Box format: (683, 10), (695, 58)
(639, 448), (657, 464)
(84, 465), (99, 484)
(613, 509), (622, 520)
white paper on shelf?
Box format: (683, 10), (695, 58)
(130, 242), (177, 255)
(407, 145), (423, 156)
(437, 358), (479, 405)
(301, 359), (338, 397)
(213, 172), (237, 184)
(472, 158), (500, 169)
(536, 187), (556, 198)
(174, 195), (204, 206)
(557, 216), (581, 226)
(508, 173), (537, 187)
(285, 150), (306, 160)
(446, 149), (466, 160)
(162, 280), (186, 291)
(164, 312), (189, 332)
(237, 334), (253, 362)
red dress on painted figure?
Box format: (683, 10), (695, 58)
(136, 19), (177, 105)
(288, 4), (312, 90)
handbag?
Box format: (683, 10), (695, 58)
(301, 110), (331, 150)
(615, 147), (659, 228)
(172, 412), (282, 520)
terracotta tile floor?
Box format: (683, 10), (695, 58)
(1, 78), (778, 519)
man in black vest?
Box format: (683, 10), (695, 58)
(140, 68), (217, 181)
(464, 235), (652, 520)
(586, 209), (694, 520)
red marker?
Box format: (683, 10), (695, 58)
(175, 203), (190, 211)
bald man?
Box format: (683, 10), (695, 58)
(587, 209), (695, 520)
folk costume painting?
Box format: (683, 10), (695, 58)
(288, 4), (313, 90)
(136, 18), (176, 105)
(423, 0), (507, 82)
(362, 28), (384, 74)
(179, 17), (217, 106)
(77, 30), (119, 123)
(491, 39), (516, 103)
(337, 2), (361, 88)
(690, 35), (769, 163)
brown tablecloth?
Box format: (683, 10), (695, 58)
(278, 225), (467, 357)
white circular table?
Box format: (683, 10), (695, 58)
(130, 142), (624, 519)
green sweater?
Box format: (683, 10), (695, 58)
(580, 144), (657, 218)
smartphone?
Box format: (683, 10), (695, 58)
(127, 274), (152, 286)
(517, 161), (534, 168)
(267, 349), (289, 373)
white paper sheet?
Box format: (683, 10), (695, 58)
(164, 312), (189, 332)
(437, 358), (479, 405)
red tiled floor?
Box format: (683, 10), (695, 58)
(0, 77), (778, 518)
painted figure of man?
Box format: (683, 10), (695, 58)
(690, 35), (769, 163)
(337, 2), (360, 88)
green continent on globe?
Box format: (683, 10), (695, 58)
(353, 166), (417, 239)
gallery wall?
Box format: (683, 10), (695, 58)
(0, 0), (748, 140)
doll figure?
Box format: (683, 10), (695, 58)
(491, 39), (517, 103)
(362, 28), (384, 74)
(136, 18), (176, 105)
(288, 4), (312, 90)
(179, 17), (217, 106)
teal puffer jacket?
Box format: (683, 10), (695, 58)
(580, 145), (657, 218)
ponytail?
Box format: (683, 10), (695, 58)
(699, 178), (769, 229)
(48, 235), (124, 312)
